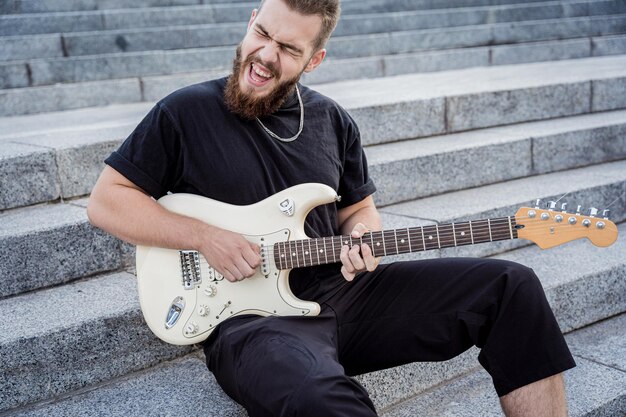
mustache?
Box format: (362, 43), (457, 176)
(243, 53), (281, 80)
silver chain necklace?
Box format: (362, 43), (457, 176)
(256, 84), (304, 143)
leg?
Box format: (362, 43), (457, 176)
(500, 373), (567, 417)
(204, 313), (378, 417)
(324, 258), (575, 399)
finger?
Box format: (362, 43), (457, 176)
(348, 245), (365, 271)
(221, 266), (240, 283)
(339, 245), (354, 273)
(360, 243), (377, 271)
(341, 265), (356, 281)
(242, 245), (262, 270)
(351, 223), (369, 238)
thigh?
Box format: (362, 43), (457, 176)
(327, 257), (538, 375)
(204, 312), (378, 417)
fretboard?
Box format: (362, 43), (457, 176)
(274, 216), (518, 270)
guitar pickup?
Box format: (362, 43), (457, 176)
(180, 250), (202, 289)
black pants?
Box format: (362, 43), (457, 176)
(204, 258), (576, 417)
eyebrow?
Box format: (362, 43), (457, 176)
(256, 23), (305, 55)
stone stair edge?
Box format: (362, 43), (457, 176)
(2, 296), (622, 417)
(2, 52), (625, 118)
(1, 159), (623, 299)
(0, 0), (594, 16)
(380, 313), (626, 417)
(0, 0), (604, 21)
(3, 12), (625, 64)
(1, 102), (624, 211)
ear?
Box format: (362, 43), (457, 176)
(247, 9), (258, 31)
(304, 49), (326, 73)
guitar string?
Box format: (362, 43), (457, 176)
(193, 218), (607, 258)
(192, 215), (610, 267)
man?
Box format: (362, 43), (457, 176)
(87, 0), (576, 416)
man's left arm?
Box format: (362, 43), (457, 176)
(337, 195), (382, 281)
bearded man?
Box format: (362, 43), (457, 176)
(88, 0), (576, 416)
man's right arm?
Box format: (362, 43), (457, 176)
(87, 166), (260, 282)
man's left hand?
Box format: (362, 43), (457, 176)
(339, 223), (380, 281)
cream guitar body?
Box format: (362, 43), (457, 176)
(136, 184), (617, 345)
(136, 183), (337, 345)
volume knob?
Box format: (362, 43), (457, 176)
(185, 322), (199, 334)
(198, 305), (210, 317)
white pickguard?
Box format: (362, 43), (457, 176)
(136, 183), (339, 345)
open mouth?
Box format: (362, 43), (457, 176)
(247, 62), (275, 87)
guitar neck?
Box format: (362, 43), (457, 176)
(274, 216), (519, 270)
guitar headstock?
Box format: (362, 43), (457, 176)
(515, 203), (618, 249)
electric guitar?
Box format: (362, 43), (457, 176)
(136, 183), (618, 345)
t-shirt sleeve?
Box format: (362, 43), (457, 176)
(105, 102), (183, 199)
(336, 120), (376, 209)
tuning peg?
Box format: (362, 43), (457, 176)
(534, 199), (542, 209)
(589, 207), (598, 217)
(576, 205), (582, 215)
(548, 201), (557, 211)
(561, 203), (568, 212)
(603, 209), (610, 219)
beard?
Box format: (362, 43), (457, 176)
(224, 45), (302, 120)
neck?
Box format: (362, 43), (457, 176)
(274, 215), (519, 270)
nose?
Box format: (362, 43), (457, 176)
(257, 41), (280, 65)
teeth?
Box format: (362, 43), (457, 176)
(252, 63), (272, 79)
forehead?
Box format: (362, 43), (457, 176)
(254, 0), (323, 51)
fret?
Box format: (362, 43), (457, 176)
(315, 239), (320, 266)
(331, 236), (337, 262)
(488, 218), (493, 242)
(470, 220), (490, 244)
(406, 228), (412, 252)
(275, 242), (283, 269)
(454, 222), (473, 247)
(421, 226), (427, 251)
(284, 241), (292, 269)
(369, 232), (376, 257)
(452, 223), (457, 247)
(409, 227), (425, 252)
(422, 225), (439, 251)
(393, 229), (399, 255)
(307, 239), (313, 266)
(322, 237), (328, 264)
(396, 228), (410, 254)
(490, 218), (513, 242)
(508, 216), (514, 239)
(469, 220), (474, 244)
(435, 224), (441, 248)
(437, 224), (455, 248)
(381, 230), (387, 256)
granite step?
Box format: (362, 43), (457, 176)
(3, 0), (622, 61)
(0, 271), (193, 414)
(2, 156), (623, 298)
(0, 199), (131, 299)
(0, 0), (253, 15)
(2, 231), (623, 416)
(2, 49), (626, 122)
(138, 34), (626, 98)
(1, 95), (624, 211)
(380, 313), (626, 417)
(0, 0), (568, 15)
(2, 14), (625, 91)
(379, 160), (626, 262)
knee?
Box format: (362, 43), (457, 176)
(288, 366), (375, 416)
(494, 259), (543, 295)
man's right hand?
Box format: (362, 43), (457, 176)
(199, 226), (261, 282)
(88, 166), (260, 283)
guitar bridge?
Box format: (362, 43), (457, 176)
(180, 250), (201, 289)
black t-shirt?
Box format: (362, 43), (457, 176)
(106, 77), (376, 300)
